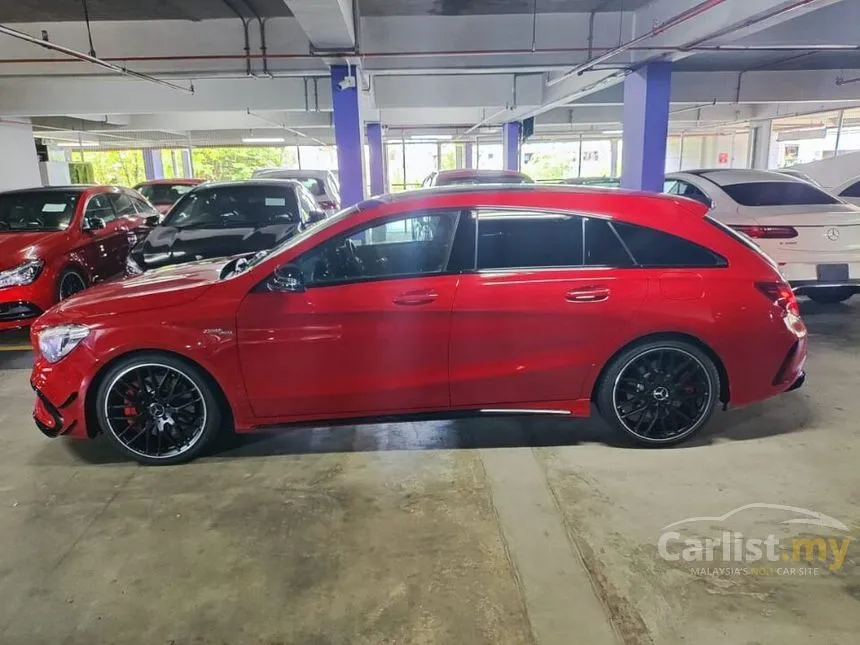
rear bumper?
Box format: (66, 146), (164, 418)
(789, 279), (860, 295)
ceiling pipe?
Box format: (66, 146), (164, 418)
(220, 0), (252, 77)
(236, 0), (272, 78)
(548, 0), (731, 87)
(246, 108), (330, 146)
(0, 24), (193, 93)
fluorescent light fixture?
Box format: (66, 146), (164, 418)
(242, 137), (285, 144)
(602, 130), (623, 135)
(56, 141), (98, 147)
(410, 134), (453, 141)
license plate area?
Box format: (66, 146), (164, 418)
(816, 263), (849, 282)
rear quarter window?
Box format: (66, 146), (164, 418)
(612, 221), (726, 268)
(722, 181), (839, 206)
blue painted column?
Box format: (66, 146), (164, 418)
(142, 148), (163, 180)
(464, 142), (474, 169)
(502, 122), (521, 171)
(365, 122), (386, 195)
(620, 62), (672, 192)
(331, 64), (365, 206)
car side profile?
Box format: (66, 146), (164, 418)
(31, 185), (806, 465)
(665, 169), (860, 303)
(0, 185), (157, 331)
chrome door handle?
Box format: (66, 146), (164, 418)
(393, 290), (438, 306)
(566, 286), (610, 303)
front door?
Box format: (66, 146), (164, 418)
(449, 211), (649, 408)
(236, 209), (464, 420)
(77, 192), (127, 282)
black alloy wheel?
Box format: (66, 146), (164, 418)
(58, 270), (87, 300)
(96, 354), (222, 465)
(598, 340), (719, 446)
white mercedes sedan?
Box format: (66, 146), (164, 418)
(664, 169), (860, 304)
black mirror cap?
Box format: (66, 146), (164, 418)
(268, 264), (305, 293)
(309, 210), (327, 223)
(83, 216), (106, 231)
(144, 214), (161, 227)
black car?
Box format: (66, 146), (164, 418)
(126, 179), (327, 272)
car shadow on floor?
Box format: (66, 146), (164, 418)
(56, 393), (814, 465)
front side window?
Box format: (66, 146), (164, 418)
(477, 211), (583, 270)
(840, 181), (860, 198)
(129, 193), (155, 214)
(612, 221), (726, 267)
(0, 191), (79, 232)
(85, 193), (116, 224)
(722, 181), (839, 206)
(108, 192), (136, 217)
(295, 211), (460, 286)
(164, 185), (302, 229)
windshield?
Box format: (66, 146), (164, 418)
(163, 185), (302, 229)
(722, 181), (840, 207)
(136, 183), (196, 205)
(0, 191), (79, 232)
(227, 204), (361, 278)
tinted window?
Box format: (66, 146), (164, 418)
(129, 194), (155, 214)
(85, 193), (116, 223)
(676, 181), (711, 206)
(0, 191), (79, 232)
(840, 181), (860, 198)
(164, 185), (301, 229)
(613, 221), (725, 267)
(722, 181), (838, 206)
(477, 213), (583, 270)
(108, 192), (136, 217)
(584, 218), (633, 267)
(296, 211), (459, 285)
(137, 183), (195, 205)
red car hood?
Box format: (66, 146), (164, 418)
(39, 258), (225, 325)
(0, 231), (65, 270)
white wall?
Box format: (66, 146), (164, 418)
(0, 119), (41, 191)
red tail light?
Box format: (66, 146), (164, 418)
(319, 200), (338, 211)
(732, 225), (798, 239)
(756, 281), (800, 316)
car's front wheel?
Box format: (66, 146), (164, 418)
(95, 353), (222, 465)
(57, 268), (87, 301)
(807, 287), (854, 304)
(597, 339), (720, 446)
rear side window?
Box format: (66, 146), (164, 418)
(477, 213), (583, 270)
(722, 181), (839, 206)
(584, 218), (633, 267)
(612, 221), (726, 267)
(840, 181), (860, 198)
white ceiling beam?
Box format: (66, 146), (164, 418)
(284, 0), (355, 51)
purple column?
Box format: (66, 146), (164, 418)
(365, 122), (385, 195)
(502, 122), (521, 171)
(464, 142), (474, 169)
(620, 62), (672, 192)
(142, 148), (163, 180)
(330, 64), (365, 206)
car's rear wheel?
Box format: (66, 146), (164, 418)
(95, 353), (222, 465)
(807, 287), (854, 304)
(597, 339), (720, 446)
(58, 269), (87, 301)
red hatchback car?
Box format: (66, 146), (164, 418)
(30, 186), (807, 465)
(0, 186), (157, 331)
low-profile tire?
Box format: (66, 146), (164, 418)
(57, 268), (87, 301)
(596, 339), (720, 447)
(95, 352), (222, 465)
(807, 288), (854, 304)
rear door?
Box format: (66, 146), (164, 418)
(449, 210), (649, 408)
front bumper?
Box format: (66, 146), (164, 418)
(0, 300), (42, 330)
(30, 351), (92, 439)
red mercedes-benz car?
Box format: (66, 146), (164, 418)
(0, 186), (157, 331)
(30, 185), (807, 465)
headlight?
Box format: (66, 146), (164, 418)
(126, 254), (143, 275)
(38, 324), (90, 363)
(0, 260), (43, 289)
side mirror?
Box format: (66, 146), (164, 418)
(82, 216), (106, 232)
(309, 210), (326, 223)
(267, 264), (305, 293)
(144, 214), (161, 227)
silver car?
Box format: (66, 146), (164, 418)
(251, 168), (341, 213)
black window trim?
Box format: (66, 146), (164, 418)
(272, 208), (468, 291)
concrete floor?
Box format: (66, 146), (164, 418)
(0, 301), (858, 644)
